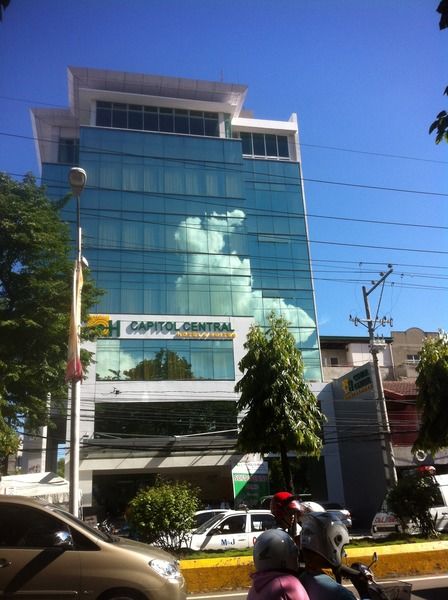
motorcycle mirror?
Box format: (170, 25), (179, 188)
(368, 551), (378, 569)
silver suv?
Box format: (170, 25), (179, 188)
(0, 495), (186, 599)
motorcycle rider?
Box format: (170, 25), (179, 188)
(299, 512), (371, 600)
(270, 491), (303, 542)
(270, 491), (323, 543)
(247, 528), (311, 600)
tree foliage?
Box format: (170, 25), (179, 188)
(0, 0), (10, 21)
(412, 333), (448, 454)
(235, 312), (325, 493)
(0, 173), (100, 470)
(429, 90), (448, 144)
(387, 472), (441, 538)
(127, 478), (200, 553)
(429, 3), (448, 143)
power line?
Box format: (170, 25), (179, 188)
(2, 132), (448, 198)
(55, 198), (447, 232)
(1, 92), (447, 165)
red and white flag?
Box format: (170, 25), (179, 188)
(66, 261), (83, 382)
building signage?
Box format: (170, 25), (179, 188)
(87, 315), (235, 339)
(338, 363), (374, 400)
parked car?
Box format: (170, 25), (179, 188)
(318, 501), (353, 529)
(193, 508), (230, 529)
(0, 495), (186, 599)
(186, 509), (276, 551)
(258, 495), (352, 529)
(371, 473), (448, 539)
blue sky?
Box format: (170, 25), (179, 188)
(0, 0), (446, 337)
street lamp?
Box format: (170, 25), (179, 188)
(68, 167), (87, 516)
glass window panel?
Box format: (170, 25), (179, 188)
(166, 344), (193, 380)
(190, 344), (213, 379)
(205, 173), (218, 196)
(143, 165), (162, 192)
(121, 287), (142, 313)
(185, 169), (200, 195)
(289, 217), (306, 235)
(241, 132), (252, 154)
(96, 340), (121, 380)
(58, 139), (79, 164)
(225, 174), (241, 198)
(144, 107), (159, 131)
(98, 219), (121, 249)
(143, 222), (154, 249)
(189, 111), (204, 135)
(186, 283), (209, 312)
(265, 134), (278, 156)
(96, 101), (112, 127)
(213, 343), (234, 379)
(98, 153), (121, 187)
(204, 116), (219, 137)
(277, 136), (289, 157)
(112, 103), (128, 128)
(122, 219), (143, 250)
(171, 289), (188, 314)
(120, 340), (144, 379)
(164, 168), (184, 193)
(122, 164), (143, 191)
(210, 289), (232, 315)
(128, 105), (143, 130)
(252, 134), (265, 156)
(174, 109), (189, 134)
(159, 108), (174, 132)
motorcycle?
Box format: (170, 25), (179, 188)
(336, 552), (412, 600)
(97, 517), (130, 537)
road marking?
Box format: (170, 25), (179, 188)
(400, 574), (448, 583)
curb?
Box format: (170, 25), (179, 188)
(180, 541), (448, 594)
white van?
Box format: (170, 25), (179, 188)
(371, 473), (448, 538)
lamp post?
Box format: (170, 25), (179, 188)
(68, 167), (87, 516)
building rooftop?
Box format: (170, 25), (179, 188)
(383, 380), (418, 400)
(68, 66), (248, 119)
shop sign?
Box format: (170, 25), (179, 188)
(339, 363), (374, 399)
(232, 455), (269, 508)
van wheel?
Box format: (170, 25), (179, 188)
(100, 589), (146, 600)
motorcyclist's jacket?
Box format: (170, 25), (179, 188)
(300, 572), (357, 600)
(247, 570), (310, 600)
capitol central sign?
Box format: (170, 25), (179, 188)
(88, 316), (236, 339)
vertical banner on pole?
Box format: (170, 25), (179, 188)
(66, 262), (83, 383)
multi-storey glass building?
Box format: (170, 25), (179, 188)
(31, 67), (325, 513)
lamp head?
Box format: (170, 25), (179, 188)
(69, 167), (87, 196)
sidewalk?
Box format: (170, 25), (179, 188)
(180, 540), (448, 593)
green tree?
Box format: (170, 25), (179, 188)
(412, 332), (448, 454)
(429, 2), (448, 143)
(127, 478), (200, 553)
(0, 0), (10, 21)
(0, 173), (101, 472)
(387, 472), (441, 538)
(235, 312), (325, 493)
(429, 90), (448, 144)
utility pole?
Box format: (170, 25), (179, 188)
(350, 265), (398, 486)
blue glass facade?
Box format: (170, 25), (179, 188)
(43, 124), (320, 380)
(243, 158), (320, 377)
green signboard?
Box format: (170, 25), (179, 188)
(232, 457), (269, 508)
